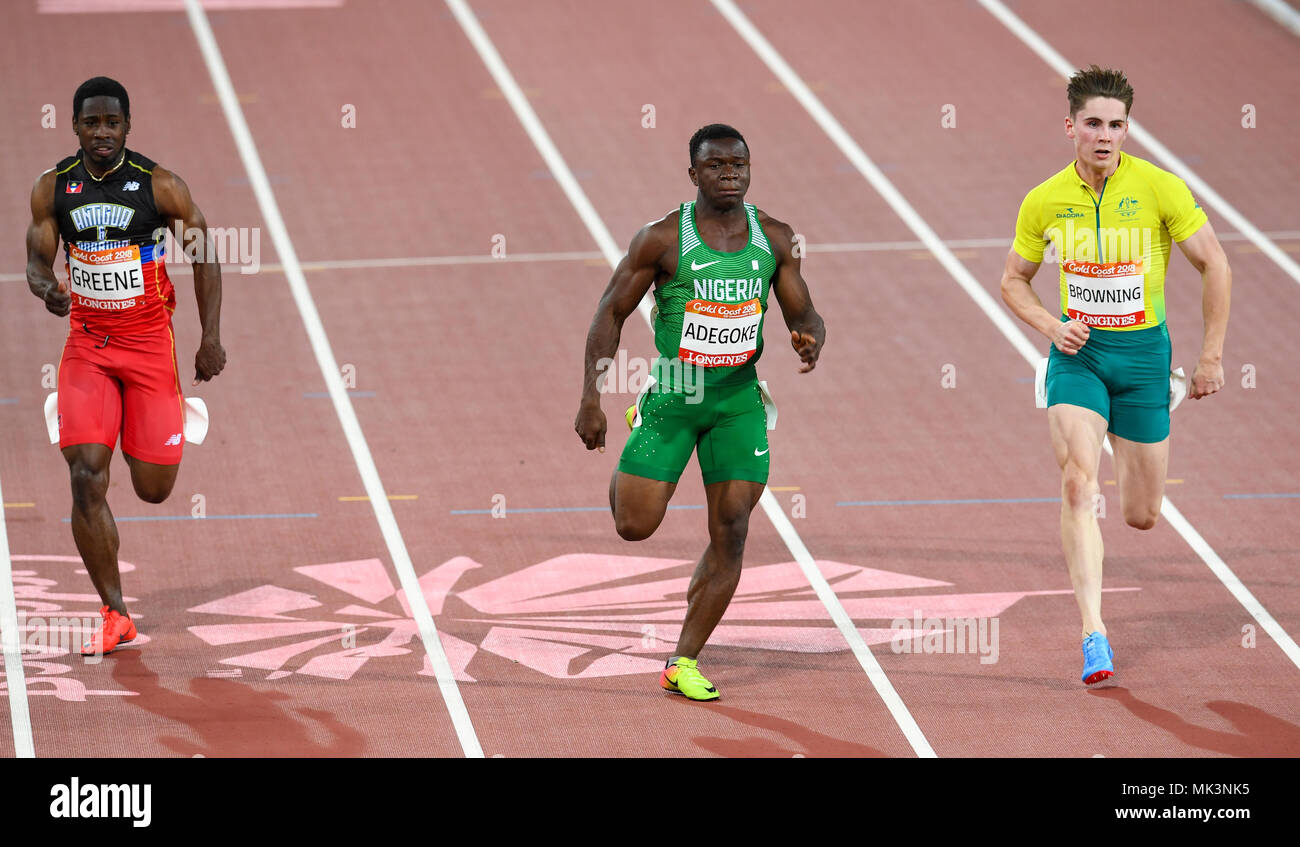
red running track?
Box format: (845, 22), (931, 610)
(1, 0), (1296, 758)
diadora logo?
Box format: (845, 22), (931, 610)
(1055, 206), (1086, 219)
(123, 181), (140, 192)
(1116, 196), (1141, 217)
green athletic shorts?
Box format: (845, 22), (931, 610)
(618, 379), (771, 485)
(1045, 319), (1172, 443)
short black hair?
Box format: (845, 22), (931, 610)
(689, 124), (747, 165)
(74, 77), (130, 121)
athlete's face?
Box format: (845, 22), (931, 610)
(1065, 96), (1128, 172)
(75, 96), (130, 167)
(689, 138), (750, 208)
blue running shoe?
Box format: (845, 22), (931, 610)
(1081, 631), (1114, 685)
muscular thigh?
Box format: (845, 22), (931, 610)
(704, 478), (764, 545)
(696, 381), (769, 487)
(116, 328), (185, 466)
(57, 335), (123, 452)
(1108, 433), (1169, 516)
(1048, 403), (1107, 474)
(618, 389), (703, 484)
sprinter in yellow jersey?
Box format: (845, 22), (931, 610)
(1000, 67), (1231, 685)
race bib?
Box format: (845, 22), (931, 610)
(1063, 260), (1147, 328)
(67, 244), (144, 310)
(678, 298), (762, 367)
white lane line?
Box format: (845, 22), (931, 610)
(445, 0), (936, 759)
(183, 0), (483, 758)
(710, 0), (1039, 365)
(1247, 0), (1300, 38)
(978, 0), (1300, 290)
(441, 0), (651, 318)
(2, 230), (1296, 284)
(713, 0), (1300, 674)
(1161, 500), (1300, 670)
(0, 470), (35, 758)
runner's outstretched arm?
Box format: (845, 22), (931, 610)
(26, 171), (69, 317)
(762, 216), (824, 372)
(155, 168), (226, 385)
(1174, 221), (1231, 399)
(575, 222), (670, 452)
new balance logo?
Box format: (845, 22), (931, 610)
(164, 433), (182, 446)
(123, 181), (140, 191)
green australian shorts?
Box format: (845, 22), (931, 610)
(618, 378), (772, 485)
(1045, 319), (1173, 443)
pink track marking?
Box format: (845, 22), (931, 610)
(335, 604), (400, 619)
(188, 620), (344, 646)
(188, 584), (321, 620)
(217, 631), (351, 673)
(420, 634), (478, 683)
(478, 627), (664, 679)
(295, 558), (394, 604)
(456, 554), (688, 613)
(397, 556), (481, 617)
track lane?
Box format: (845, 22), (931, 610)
(0, 2), (466, 756)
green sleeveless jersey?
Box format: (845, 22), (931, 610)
(651, 201), (778, 390)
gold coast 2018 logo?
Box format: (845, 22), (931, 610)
(183, 554), (1114, 681)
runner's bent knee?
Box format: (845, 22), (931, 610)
(1122, 498), (1160, 530)
(69, 462), (109, 508)
(615, 507), (664, 542)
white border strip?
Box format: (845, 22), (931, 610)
(183, 0), (483, 757)
(445, 0), (935, 759)
(1247, 0), (1300, 37)
(0, 471), (35, 758)
(978, 0), (1300, 289)
(712, 0), (1300, 674)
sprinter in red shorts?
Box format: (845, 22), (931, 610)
(25, 77), (227, 655)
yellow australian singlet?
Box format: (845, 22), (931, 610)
(1012, 153), (1207, 331)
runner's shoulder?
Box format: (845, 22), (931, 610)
(1021, 161), (1078, 204)
(754, 208), (794, 252)
(628, 209), (680, 266)
(30, 168), (58, 211)
(1121, 153), (1192, 196)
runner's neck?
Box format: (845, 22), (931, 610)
(1073, 153), (1120, 195)
(85, 151), (126, 182)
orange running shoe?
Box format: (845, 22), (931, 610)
(81, 605), (137, 656)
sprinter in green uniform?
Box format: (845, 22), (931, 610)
(575, 125), (825, 700)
